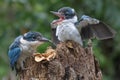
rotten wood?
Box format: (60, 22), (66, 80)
(18, 41), (102, 80)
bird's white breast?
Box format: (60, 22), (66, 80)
(56, 22), (79, 41)
(56, 20), (83, 46)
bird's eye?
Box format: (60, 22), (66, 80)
(65, 11), (69, 15)
(32, 36), (36, 40)
(66, 11), (70, 14)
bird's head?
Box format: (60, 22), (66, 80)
(51, 7), (78, 24)
(20, 32), (49, 46)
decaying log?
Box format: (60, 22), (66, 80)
(18, 41), (102, 80)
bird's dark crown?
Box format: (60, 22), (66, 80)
(58, 7), (76, 19)
(23, 32), (43, 41)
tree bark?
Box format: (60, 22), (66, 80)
(18, 41), (102, 80)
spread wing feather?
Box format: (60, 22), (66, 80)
(77, 15), (116, 40)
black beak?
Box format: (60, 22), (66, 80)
(50, 11), (64, 18)
(38, 36), (56, 47)
(38, 37), (49, 42)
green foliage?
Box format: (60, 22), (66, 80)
(0, 0), (120, 79)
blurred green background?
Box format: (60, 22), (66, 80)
(0, 0), (120, 80)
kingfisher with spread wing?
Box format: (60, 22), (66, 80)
(50, 7), (116, 46)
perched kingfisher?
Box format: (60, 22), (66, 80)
(50, 7), (116, 45)
(51, 7), (83, 46)
(8, 31), (49, 72)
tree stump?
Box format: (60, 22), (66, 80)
(18, 41), (102, 80)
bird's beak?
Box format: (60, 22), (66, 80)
(38, 37), (56, 47)
(50, 11), (64, 18)
(38, 37), (49, 42)
(50, 11), (65, 24)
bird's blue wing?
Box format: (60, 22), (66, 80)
(8, 47), (21, 70)
(8, 36), (22, 70)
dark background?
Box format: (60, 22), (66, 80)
(0, 0), (120, 80)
